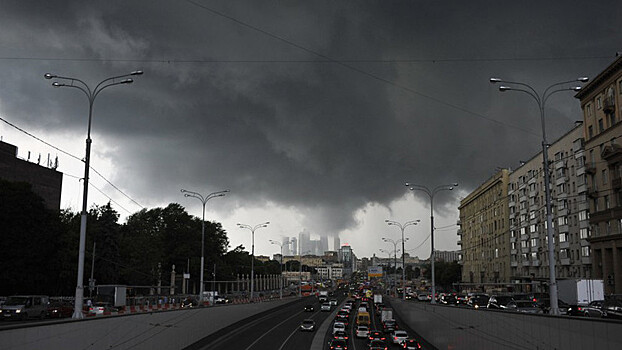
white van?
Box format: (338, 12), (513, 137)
(0, 295), (50, 320)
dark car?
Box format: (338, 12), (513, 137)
(439, 294), (458, 305)
(181, 297), (199, 308)
(333, 330), (349, 341)
(507, 300), (543, 314)
(401, 338), (422, 349)
(602, 296), (622, 320)
(467, 294), (490, 309)
(304, 304), (315, 312)
(368, 339), (387, 350)
(47, 301), (73, 318)
(300, 319), (316, 331)
(368, 330), (386, 341)
(538, 299), (570, 315)
(328, 339), (348, 350)
(382, 319), (397, 333)
(487, 295), (515, 310)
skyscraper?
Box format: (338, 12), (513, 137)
(320, 235), (329, 255)
(299, 229), (311, 255)
(290, 237), (297, 255)
(333, 236), (340, 251)
(282, 237), (291, 256)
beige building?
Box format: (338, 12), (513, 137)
(507, 123), (591, 287)
(576, 55), (622, 293)
(458, 169), (510, 285)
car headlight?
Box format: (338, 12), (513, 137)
(15, 309), (21, 313)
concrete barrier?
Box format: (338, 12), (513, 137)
(389, 297), (622, 350)
(0, 297), (296, 350)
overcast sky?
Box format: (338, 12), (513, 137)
(1, 0), (620, 259)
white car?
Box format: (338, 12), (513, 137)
(358, 306), (367, 313)
(391, 330), (409, 344)
(333, 321), (346, 334)
(356, 325), (369, 338)
(321, 302), (331, 311)
(329, 299), (338, 306)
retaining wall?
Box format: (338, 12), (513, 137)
(0, 297), (296, 350)
(390, 298), (622, 350)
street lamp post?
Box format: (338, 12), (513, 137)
(382, 238), (407, 296)
(406, 183), (458, 304)
(44, 70), (143, 319)
(379, 247), (400, 293)
(181, 189), (229, 303)
(386, 220), (420, 300)
(269, 239), (287, 299)
(238, 222), (269, 301)
(490, 76), (588, 315)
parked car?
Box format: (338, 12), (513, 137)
(300, 319), (316, 331)
(47, 301), (73, 318)
(0, 295), (50, 320)
(602, 295), (622, 320)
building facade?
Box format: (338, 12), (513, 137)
(0, 140), (62, 210)
(507, 123), (591, 288)
(458, 169), (510, 285)
(576, 55), (622, 293)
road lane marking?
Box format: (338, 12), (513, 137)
(244, 309), (304, 350)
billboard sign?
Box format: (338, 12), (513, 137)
(368, 266), (383, 278)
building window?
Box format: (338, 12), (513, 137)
(521, 240), (528, 248)
(599, 119), (604, 132)
(511, 242), (517, 250)
(588, 126), (593, 138)
(605, 195), (610, 209)
(579, 228), (589, 239)
(559, 233), (568, 242)
(531, 238), (538, 247)
(579, 210), (588, 221)
(587, 103), (593, 117)
(495, 248), (499, 258)
(603, 169), (608, 185)
(581, 246), (591, 257)
(530, 224), (537, 233)
(597, 96), (602, 109)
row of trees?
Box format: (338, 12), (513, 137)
(0, 179), (282, 296)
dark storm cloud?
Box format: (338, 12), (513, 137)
(1, 0), (621, 235)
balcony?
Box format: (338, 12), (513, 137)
(560, 258), (571, 266)
(522, 260), (531, 266)
(511, 261), (518, 267)
(529, 190), (537, 198)
(558, 224), (569, 233)
(555, 160), (565, 170)
(559, 241), (570, 249)
(532, 260), (541, 266)
(581, 256), (592, 265)
(587, 187), (598, 198)
(585, 163), (596, 174)
(557, 208), (569, 217)
(577, 183), (587, 194)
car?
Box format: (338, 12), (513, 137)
(538, 298), (570, 315)
(602, 295), (622, 319)
(213, 295), (229, 304)
(333, 330), (349, 341)
(330, 299), (338, 306)
(401, 338), (422, 349)
(580, 300), (605, 317)
(417, 293), (429, 301)
(322, 302), (332, 311)
(304, 304), (315, 312)
(382, 319), (397, 333)
(467, 294), (490, 309)
(391, 330), (409, 344)
(300, 319), (316, 331)
(333, 321), (346, 334)
(46, 301), (73, 318)
(507, 300), (543, 314)
(486, 295), (515, 310)
(336, 310), (350, 322)
(439, 294), (458, 305)
(88, 302), (118, 315)
(356, 325), (370, 338)
(328, 339), (348, 350)
(368, 339), (387, 350)
(0, 295), (50, 320)
(181, 297), (199, 308)
(368, 330), (386, 342)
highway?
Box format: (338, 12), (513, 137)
(184, 291), (435, 350)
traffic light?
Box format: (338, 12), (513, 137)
(607, 274), (614, 286)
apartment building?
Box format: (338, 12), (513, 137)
(458, 169), (510, 285)
(507, 123), (591, 287)
(575, 55), (622, 293)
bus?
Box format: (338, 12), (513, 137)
(356, 311), (370, 326)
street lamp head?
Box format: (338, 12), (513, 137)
(577, 77), (589, 82)
(44, 73), (57, 80)
(51, 82), (64, 87)
(120, 78), (133, 84)
(130, 70), (144, 76)
(499, 86), (512, 92)
(453, 183), (459, 187)
(489, 77), (502, 84)
(571, 86), (582, 91)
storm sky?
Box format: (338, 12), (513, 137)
(1, 0), (620, 258)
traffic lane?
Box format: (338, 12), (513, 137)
(283, 294), (347, 350)
(322, 297), (364, 350)
(186, 296), (318, 350)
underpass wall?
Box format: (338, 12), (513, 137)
(390, 298), (622, 350)
(0, 298), (296, 350)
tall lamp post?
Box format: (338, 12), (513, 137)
(379, 248), (400, 292)
(238, 222), (269, 301)
(269, 239), (287, 299)
(382, 238), (407, 295)
(386, 220), (420, 300)
(490, 76), (588, 315)
(44, 70), (143, 319)
(181, 189), (229, 302)
(406, 183), (458, 304)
